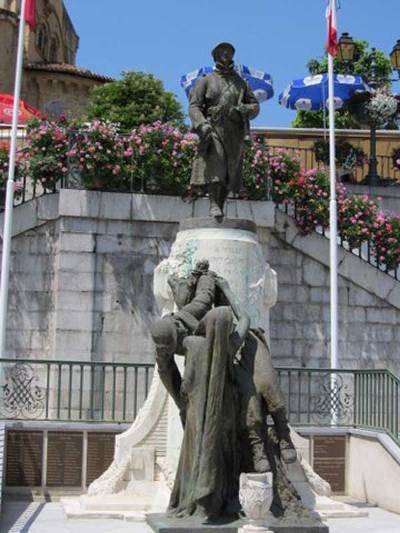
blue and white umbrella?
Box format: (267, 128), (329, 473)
(180, 64), (274, 103)
(279, 73), (371, 111)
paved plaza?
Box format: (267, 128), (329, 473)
(1, 501), (400, 533)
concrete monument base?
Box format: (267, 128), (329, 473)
(146, 513), (329, 533)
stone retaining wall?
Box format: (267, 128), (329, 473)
(1, 190), (399, 375)
(269, 211), (400, 374)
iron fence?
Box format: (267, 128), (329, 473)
(277, 367), (400, 446)
(0, 359), (398, 445)
(0, 358), (154, 423)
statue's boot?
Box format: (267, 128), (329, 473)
(208, 182), (224, 219)
(218, 185), (228, 211)
(248, 425), (271, 473)
(271, 407), (297, 464)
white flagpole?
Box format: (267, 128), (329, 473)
(0, 0), (27, 358)
(328, 0), (338, 374)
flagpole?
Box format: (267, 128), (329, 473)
(0, 0), (27, 358)
(327, 2), (339, 374)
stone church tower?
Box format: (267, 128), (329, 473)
(0, 0), (112, 118)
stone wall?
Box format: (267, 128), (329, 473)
(1, 191), (274, 365)
(2, 190), (400, 376)
(7, 220), (58, 358)
(269, 211), (400, 375)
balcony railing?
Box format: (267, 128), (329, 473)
(0, 359), (398, 445)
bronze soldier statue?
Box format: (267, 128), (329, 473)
(187, 43), (260, 218)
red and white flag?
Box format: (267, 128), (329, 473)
(326, 0), (338, 57)
(25, 0), (37, 30)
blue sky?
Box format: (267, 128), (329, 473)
(64, 0), (400, 128)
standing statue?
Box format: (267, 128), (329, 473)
(150, 261), (297, 521)
(186, 43), (260, 219)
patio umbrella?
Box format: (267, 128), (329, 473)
(180, 64), (274, 103)
(278, 73), (371, 111)
(0, 93), (41, 125)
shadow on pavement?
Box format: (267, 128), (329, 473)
(0, 502), (45, 532)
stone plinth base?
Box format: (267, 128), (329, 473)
(146, 514), (329, 533)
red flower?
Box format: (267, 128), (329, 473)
(297, 175), (305, 187)
(289, 179), (295, 187)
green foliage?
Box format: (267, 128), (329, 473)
(313, 139), (366, 168)
(293, 40), (394, 129)
(291, 108), (358, 129)
(86, 71), (185, 130)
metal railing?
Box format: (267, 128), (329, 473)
(277, 367), (400, 446)
(0, 358), (154, 423)
(0, 359), (398, 446)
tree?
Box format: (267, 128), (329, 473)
(292, 40), (393, 129)
(86, 71), (185, 130)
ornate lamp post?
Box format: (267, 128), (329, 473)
(338, 33), (400, 186)
(337, 32), (356, 68)
(390, 40), (400, 76)
(364, 48), (379, 186)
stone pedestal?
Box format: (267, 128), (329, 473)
(146, 514), (329, 533)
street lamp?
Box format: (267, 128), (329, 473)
(337, 32), (356, 66)
(338, 34), (400, 186)
(390, 40), (400, 75)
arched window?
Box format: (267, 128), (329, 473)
(36, 24), (49, 59)
(49, 37), (59, 63)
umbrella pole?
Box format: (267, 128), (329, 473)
(328, 43), (339, 422)
(0, 0), (27, 358)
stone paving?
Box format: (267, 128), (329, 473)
(1, 502), (400, 533)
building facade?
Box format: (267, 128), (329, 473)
(0, 0), (112, 119)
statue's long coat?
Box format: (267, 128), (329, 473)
(189, 69), (259, 193)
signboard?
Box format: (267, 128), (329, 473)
(6, 431), (43, 487)
(86, 432), (116, 486)
(313, 435), (346, 493)
(47, 432), (83, 487)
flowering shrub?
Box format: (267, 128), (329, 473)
(67, 121), (127, 191)
(373, 213), (400, 270)
(338, 193), (378, 249)
(391, 147), (400, 171)
(22, 119), (69, 190)
(126, 121), (195, 194)
(0, 144), (24, 202)
(242, 136), (270, 199)
(294, 169), (330, 234)
(268, 149), (302, 204)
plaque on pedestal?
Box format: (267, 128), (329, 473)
(313, 435), (346, 493)
(5, 431), (42, 487)
(47, 432), (83, 487)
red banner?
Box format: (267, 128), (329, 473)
(24, 0), (37, 30)
(326, 0), (338, 57)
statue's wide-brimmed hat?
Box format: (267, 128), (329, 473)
(211, 42), (235, 60)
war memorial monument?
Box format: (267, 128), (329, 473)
(58, 43), (362, 533)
